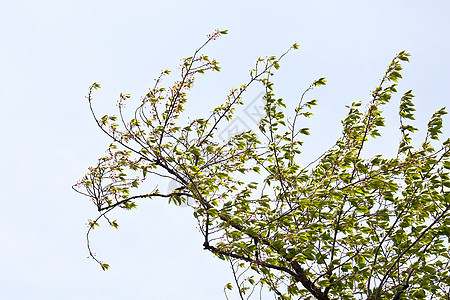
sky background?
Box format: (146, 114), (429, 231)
(1, 0), (449, 299)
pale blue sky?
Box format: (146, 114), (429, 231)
(1, 1), (449, 299)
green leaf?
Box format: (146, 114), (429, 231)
(317, 279), (330, 287)
(90, 220), (99, 229)
(207, 208), (219, 218)
(111, 220), (119, 229)
(398, 51), (411, 61)
(273, 61), (280, 70)
(313, 77), (326, 86)
(299, 128), (310, 135)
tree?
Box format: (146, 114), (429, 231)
(73, 30), (450, 299)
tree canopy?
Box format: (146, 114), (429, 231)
(74, 30), (450, 300)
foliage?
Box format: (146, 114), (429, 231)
(74, 30), (450, 299)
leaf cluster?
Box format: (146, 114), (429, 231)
(74, 33), (449, 300)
